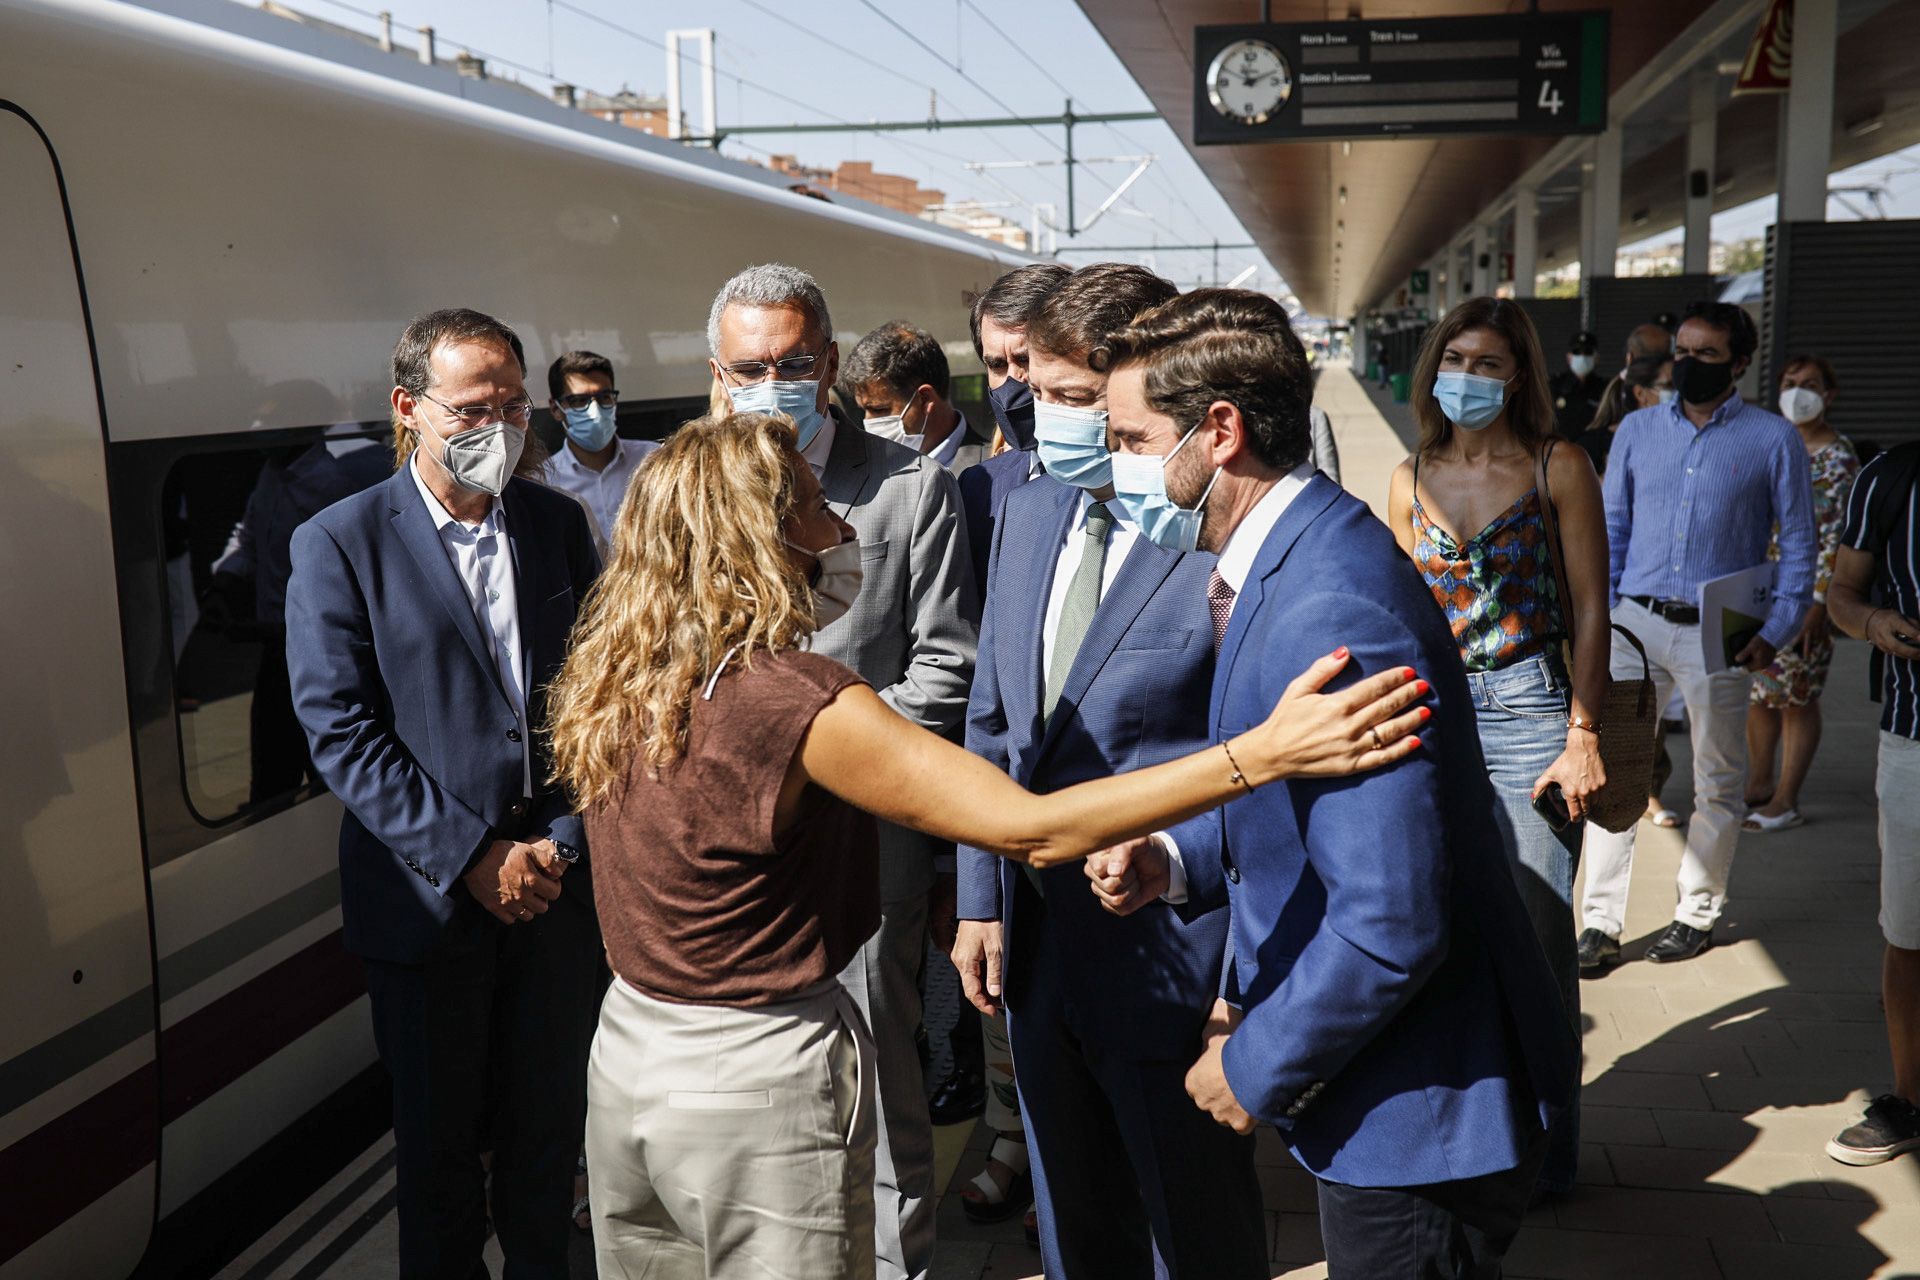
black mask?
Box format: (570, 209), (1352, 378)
(988, 378), (1036, 451)
(1672, 356), (1736, 406)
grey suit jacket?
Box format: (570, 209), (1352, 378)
(812, 409), (980, 902)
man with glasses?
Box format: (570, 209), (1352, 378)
(286, 308), (604, 1280)
(706, 263), (978, 1280)
(543, 349), (656, 554)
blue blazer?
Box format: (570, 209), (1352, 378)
(958, 475), (1229, 1053)
(957, 446), (1035, 596)
(286, 464), (601, 964)
(1208, 475), (1576, 1187)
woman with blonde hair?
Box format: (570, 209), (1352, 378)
(548, 411), (1428, 1278)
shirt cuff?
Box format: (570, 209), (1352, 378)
(1156, 831), (1189, 905)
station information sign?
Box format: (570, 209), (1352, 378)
(1193, 12), (1609, 145)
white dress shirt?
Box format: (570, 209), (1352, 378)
(410, 456), (531, 794)
(929, 417), (970, 469)
(1161, 463), (1315, 902)
(801, 413), (837, 478)
(544, 435), (657, 554)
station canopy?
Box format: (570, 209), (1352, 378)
(1075, 0), (1920, 318)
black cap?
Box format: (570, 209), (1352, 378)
(1568, 330), (1598, 354)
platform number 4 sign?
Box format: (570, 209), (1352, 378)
(1538, 81), (1564, 116)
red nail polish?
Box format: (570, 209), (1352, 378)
(1410, 736), (1424, 749)
(1415, 680), (1431, 696)
(1335, 646), (1349, 659)
(1403, 667), (1417, 679)
(1419, 706), (1432, 721)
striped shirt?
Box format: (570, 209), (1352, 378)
(1839, 450), (1920, 739)
(1604, 392), (1817, 648)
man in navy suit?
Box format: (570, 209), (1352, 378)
(1093, 289), (1577, 1276)
(287, 309), (603, 1280)
(955, 265), (1268, 1278)
(957, 263), (1068, 594)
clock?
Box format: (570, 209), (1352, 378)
(1206, 38), (1292, 125)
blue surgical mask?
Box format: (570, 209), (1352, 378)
(1433, 371), (1511, 431)
(562, 401), (616, 451)
(1033, 401), (1113, 490)
(1109, 423), (1221, 554)
(729, 378), (827, 449)
(988, 378), (1037, 451)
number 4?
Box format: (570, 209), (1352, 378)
(1539, 81), (1564, 115)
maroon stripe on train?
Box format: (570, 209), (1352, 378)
(0, 929), (365, 1266)
(160, 930), (364, 1124)
(0, 1061), (157, 1265)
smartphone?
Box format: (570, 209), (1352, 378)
(1532, 782), (1572, 832)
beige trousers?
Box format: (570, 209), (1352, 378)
(587, 975), (877, 1279)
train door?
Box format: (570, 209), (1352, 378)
(0, 104), (160, 1278)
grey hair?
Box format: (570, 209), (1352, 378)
(706, 263), (834, 357)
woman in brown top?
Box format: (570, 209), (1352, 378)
(547, 412), (1427, 1279)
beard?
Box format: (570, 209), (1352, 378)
(1163, 440), (1224, 553)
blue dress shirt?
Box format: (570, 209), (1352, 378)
(1605, 393), (1817, 648)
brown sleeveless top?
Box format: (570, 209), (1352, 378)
(587, 648), (879, 1007)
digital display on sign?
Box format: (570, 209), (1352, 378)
(1193, 12), (1609, 145)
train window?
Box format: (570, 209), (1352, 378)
(166, 434), (392, 823)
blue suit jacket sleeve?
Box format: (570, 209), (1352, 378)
(1166, 806), (1227, 918)
(286, 518), (496, 891)
(956, 491), (1013, 922)
(1220, 592), (1452, 1128)
(530, 502), (601, 854)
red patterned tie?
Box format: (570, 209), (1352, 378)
(1208, 569), (1236, 652)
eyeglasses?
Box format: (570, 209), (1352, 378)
(557, 390), (620, 410)
(420, 391), (534, 429)
(720, 348), (826, 384)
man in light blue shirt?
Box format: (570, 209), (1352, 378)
(1577, 302), (1817, 967)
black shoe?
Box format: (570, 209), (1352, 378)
(928, 1067), (985, 1126)
(1575, 928), (1620, 973)
(1827, 1094), (1920, 1166)
(1644, 921), (1712, 963)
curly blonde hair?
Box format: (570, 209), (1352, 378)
(548, 412), (817, 804)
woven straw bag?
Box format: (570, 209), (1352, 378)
(1536, 441), (1659, 834)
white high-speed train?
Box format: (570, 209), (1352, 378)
(0, 1), (1025, 1274)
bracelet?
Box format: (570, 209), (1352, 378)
(1568, 715), (1602, 736)
(1868, 607), (1889, 637)
(1221, 740), (1254, 794)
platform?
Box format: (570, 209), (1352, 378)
(216, 370), (1920, 1279)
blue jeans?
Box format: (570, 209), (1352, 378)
(1465, 653), (1582, 1193)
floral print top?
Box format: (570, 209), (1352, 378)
(1767, 437), (1860, 603)
(1412, 487), (1565, 674)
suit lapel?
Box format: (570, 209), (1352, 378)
(502, 480), (547, 671)
(820, 412), (872, 516)
(388, 464), (512, 711)
(1036, 533), (1183, 764)
(1210, 476), (1342, 730)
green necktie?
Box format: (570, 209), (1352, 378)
(1044, 502), (1114, 723)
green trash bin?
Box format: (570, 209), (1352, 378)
(1367, 361), (1381, 381)
(1390, 373), (1411, 403)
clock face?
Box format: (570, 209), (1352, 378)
(1207, 39), (1292, 125)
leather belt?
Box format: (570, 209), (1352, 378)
(1628, 595), (1700, 625)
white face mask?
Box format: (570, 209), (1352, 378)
(1569, 354), (1597, 378)
(789, 535), (864, 630)
(864, 413), (924, 454)
(419, 410), (524, 497)
(1779, 386), (1826, 425)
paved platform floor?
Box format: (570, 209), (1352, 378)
(217, 367), (1920, 1279)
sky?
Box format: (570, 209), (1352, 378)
(251, 0), (1919, 293)
(267, 0), (1283, 294)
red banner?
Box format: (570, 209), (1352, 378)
(1735, 0), (1793, 96)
